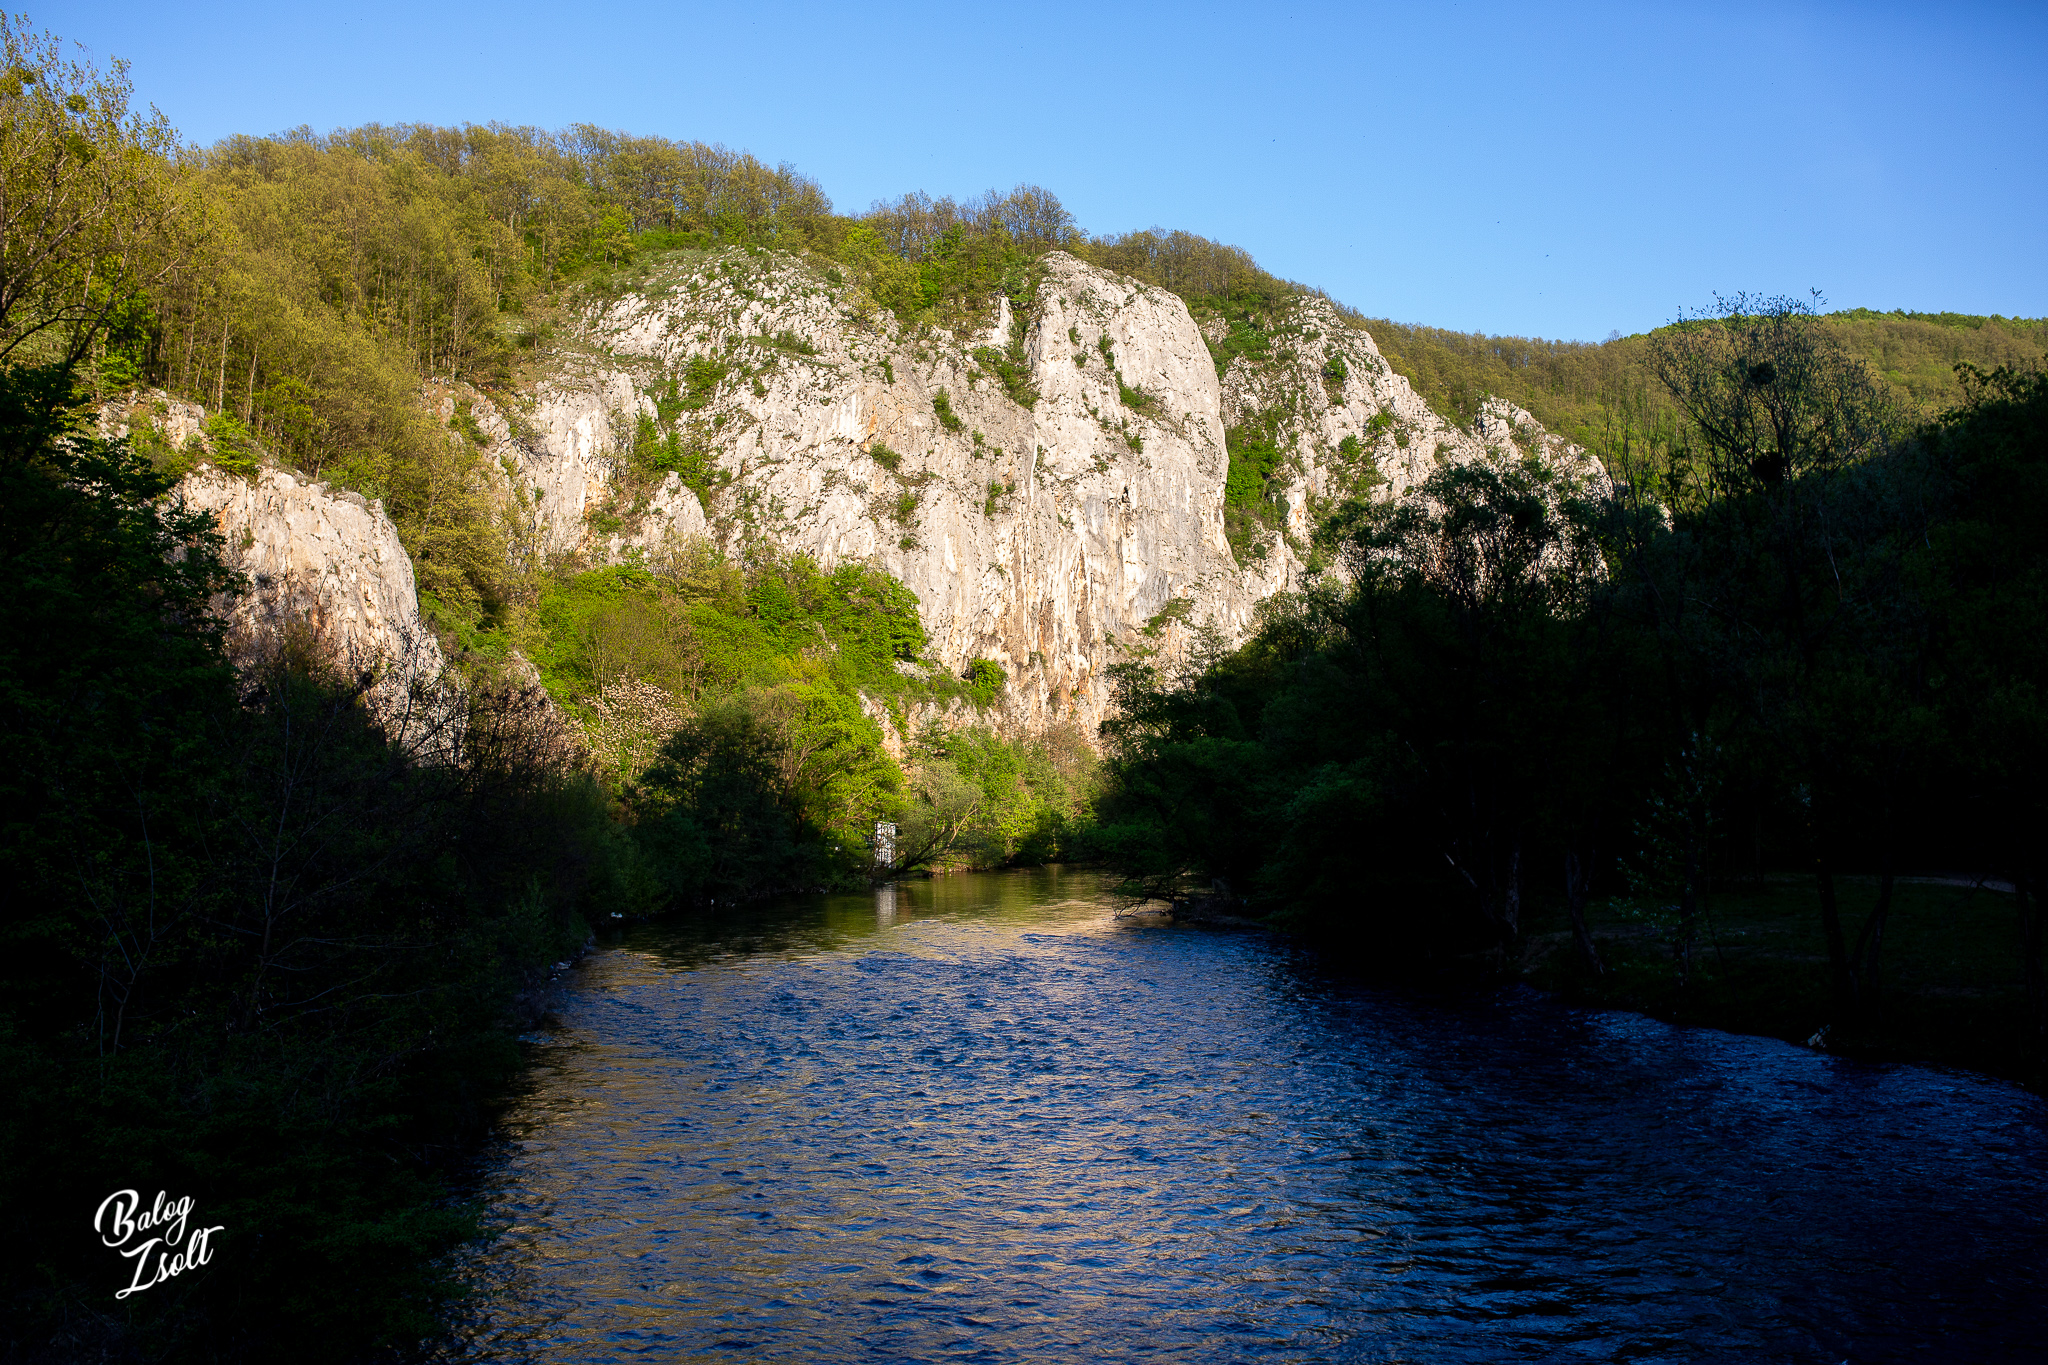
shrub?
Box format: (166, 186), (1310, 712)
(680, 356), (728, 410)
(933, 387), (963, 432)
(971, 345), (1038, 410)
(963, 657), (1006, 705)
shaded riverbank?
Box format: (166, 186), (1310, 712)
(1514, 875), (2043, 1091)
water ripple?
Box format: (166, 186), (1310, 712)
(445, 867), (2048, 1363)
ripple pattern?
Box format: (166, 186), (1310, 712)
(446, 868), (2048, 1363)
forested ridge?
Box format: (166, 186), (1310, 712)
(3, 9), (2045, 1363)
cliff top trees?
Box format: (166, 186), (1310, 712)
(1651, 292), (1898, 503)
(0, 14), (188, 365)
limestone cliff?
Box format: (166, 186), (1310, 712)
(114, 250), (1596, 742)
(175, 467), (448, 727)
(459, 249), (1597, 731)
(90, 385), (451, 732)
(1214, 293), (1605, 593)
(466, 250), (1268, 730)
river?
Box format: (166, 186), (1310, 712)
(443, 867), (2048, 1362)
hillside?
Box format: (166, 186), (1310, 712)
(1357, 308), (2048, 461)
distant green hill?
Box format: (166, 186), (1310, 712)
(1354, 308), (2048, 458)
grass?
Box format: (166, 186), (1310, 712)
(1520, 874), (2039, 1087)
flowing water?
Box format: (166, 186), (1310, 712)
(446, 867), (2048, 1363)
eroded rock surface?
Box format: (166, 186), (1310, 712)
(177, 467), (447, 729)
(117, 248), (1597, 743)
(470, 250), (1272, 729)
(1218, 294), (1605, 592)
(466, 250), (1598, 731)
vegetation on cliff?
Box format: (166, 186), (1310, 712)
(4, 9), (2043, 1360)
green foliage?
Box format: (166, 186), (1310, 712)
(1100, 312), (2048, 1080)
(630, 411), (718, 499)
(200, 409), (260, 476)
(0, 16), (188, 367)
(1222, 421), (1285, 558)
(759, 328), (817, 356)
(529, 549), (925, 709)
(1351, 306), (2045, 482)
(514, 544), (969, 904)
(1100, 453), (1624, 934)
(962, 657), (1007, 706)
(1141, 596), (1194, 637)
(449, 396), (487, 445)
(680, 355), (728, 409)
(932, 386), (963, 432)
(0, 365), (612, 1361)
(867, 440), (902, 471)
(933, 724), (1101, 867)
(845, 189), (1067, 330)
(972, 342), (1039, 410)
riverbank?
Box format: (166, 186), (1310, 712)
(1151, 871), (2042, 1091)
(1516, 875), (2043, 1090)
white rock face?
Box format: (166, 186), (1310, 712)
(1218, 294), (1604, 593)
(97, 388), (208, 449)
(444, 251), (1601, 733)
(482, 250), (1271, 730)
(115, 250), (1595, 747)
(176, 466), (448, 728)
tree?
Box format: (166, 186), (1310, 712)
(0, 14), (189, 364)
(1321, 454), (1611, 949)
(1644, 293), (1907, 1008)
(1920, 366), (2048, 1048)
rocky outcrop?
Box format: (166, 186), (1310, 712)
(117, 249), (1596, 745)
(96, 388), (208, 449)
(465, 250), (1599, 733)
(468, 250), (1272, 730)
(176, 466), (448, 735)
(1218, 293), (1605, 592)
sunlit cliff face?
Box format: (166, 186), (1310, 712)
(425, 250), (1593, 733)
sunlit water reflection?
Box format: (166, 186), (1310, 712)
(445, 867), (2048, 1362)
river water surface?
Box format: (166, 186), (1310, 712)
(447, 868), (2048, 1362)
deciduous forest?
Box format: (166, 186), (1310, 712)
(2, 10), (2043, 1362)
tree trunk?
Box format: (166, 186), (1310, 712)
(1850, 871), (1894, 1004)
(1811, 806), (1853, 1009)
(1677, 832), (1703, 985)
(1501, 836), (1522, 938)
(2020, 858), (2045, 1050)
(1850, 841), (1897, 1011)
(1565, 848), (1605, 974)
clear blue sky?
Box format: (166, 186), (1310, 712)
(37, 0), (2048, 340)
